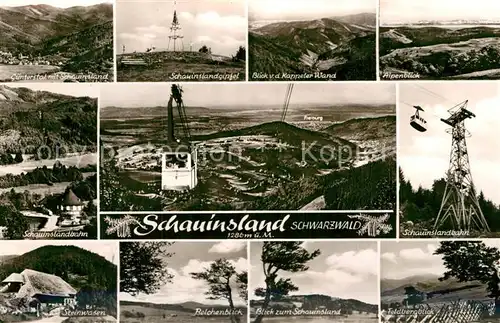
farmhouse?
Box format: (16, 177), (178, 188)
(1, 269), (77, 308)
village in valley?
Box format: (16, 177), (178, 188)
(0, 52), (65, 68)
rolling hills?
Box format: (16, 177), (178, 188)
(0, 3), (113, 75)
(249, 13), (376, 80)
(0, 85), (97, 154)
(379, 26), (500, 79)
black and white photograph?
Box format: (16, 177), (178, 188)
(116, 0), (246, 82)
(99, 83), (396, 212)
(379, 0), (500, 80)
(248, 0), (376, 81)
(0, 84), (97, 240)
(119, 241), (248, 323)
(398, 83), (500, 238)
(380, 241), (500, 323)
(0, 240), (118, 323)
(0, 0), (113, 83)
(250, 241), (379, 323)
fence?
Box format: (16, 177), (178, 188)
(381, 300), (495, 323)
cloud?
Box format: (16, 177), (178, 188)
(326, 249), (378, 276)
(381, 252), (397, 263)
(209, 241), (247, 254)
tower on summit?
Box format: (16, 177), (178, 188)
(168, 1), (184, 52)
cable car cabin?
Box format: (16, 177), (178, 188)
(410, 114), (427, 132)
(161, 145), (198, 191)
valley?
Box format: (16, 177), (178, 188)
(0, 3), (113, 82)
(100, 103), (396, 212)
(249, 13), (376, 81)
(379, 26), (500, 79)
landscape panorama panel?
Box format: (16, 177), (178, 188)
(398, 82), (500, 238)
(380, 240), (500, 323)
(380, 0), (500, 80)
(250, 241), (379, 323)
(119, 241), (248, 323)
(115, 0), (246, 82)
(0, 240), (118, 323)
(0, 84), (98, 240)
(99, 82), (396, 212)
(0, 0), (114, 83)
(248, 0), (377, 81)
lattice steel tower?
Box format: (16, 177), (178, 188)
(168, 1), (184, 52)
(434, 100), (489, 232)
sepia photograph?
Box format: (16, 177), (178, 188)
(99, 83), (396, 212)
(0, 0), (113, 83)
(0, 240), (117, 323)
(380, 0), (500, 80)
(116, 0), (246, 82)
(398, 83), (500, 238)
(0, 84), (97, 240)
(250, 241), (379, 323)
(380, 240), (500, 322)
(120, 241), (248, 323)
(248, 0), (376, 81)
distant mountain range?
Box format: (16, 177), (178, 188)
(121, 300), (247, 314)
(382, 19), (500, 26)
(249, 13), (376, 80)
(0, 3), (113, 73)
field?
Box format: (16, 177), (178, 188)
(121, 303), (247, 323)
(379, 26), (500, 79)
(100, 104), (396, 211)
(0, 64), (60, 82)
(116, 51), (245, 82)
(0, 154), (96, 176)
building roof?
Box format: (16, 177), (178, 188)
(16, 269), (77, 299)
(2, 273), (24, 284)
(61, 189), (83, 206)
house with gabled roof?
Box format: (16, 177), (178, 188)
(1, 269), (77, 308)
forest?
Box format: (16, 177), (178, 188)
(399, 168), (500, 231)
(0, 245), (117, 317)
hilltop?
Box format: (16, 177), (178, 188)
(0, 85), (97, 154)
(249, 13), (376, 80)
(324, 115), (396, 142)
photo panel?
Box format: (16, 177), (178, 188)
(99, 82), (397, 239)
(379, 0), (500, 80)
(0, 240), (118, 322)
(115, 0), (247, 82)
(398, 82), (500, 238)
(380, 240), (500, 322)
(0, 0), (113, 83)
(248, 0), (377, 81)
(0, 84), (98, 240)
(119, 241), (248, 323)
(249, 241), (379, 322)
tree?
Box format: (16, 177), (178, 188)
(253, 242), (320, 323)
(199, 45), (209, 53)
(404, 286), (423, 308)
(234, 46), (245, 61)
(434, 241), (500, 316)
(0, 205), (28, 239)
(236, 271), (248, 301)
(14, 152), (23, 163)
(120, 242), (175, 296)
(191, 259), (245, 323)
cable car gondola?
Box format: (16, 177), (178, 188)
(410, 106), (427, 132)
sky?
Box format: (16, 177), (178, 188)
(0, 241), (118, 265)
(250, 241), (379, 304)
(1, 0), (111, 7)
(399, 82), (500, 205)
(120, 241), (248, 306)
(381, 240), (500, 280)
(8, 84), (99, 98)
(380, 0), (500, 25)
(100, 83), (396, 108)
(117, 0), (246, 56)
(250, 0), (376, 21)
